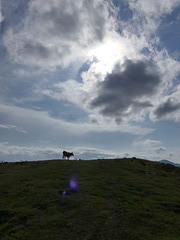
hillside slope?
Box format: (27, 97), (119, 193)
(0, 158), (180, 240)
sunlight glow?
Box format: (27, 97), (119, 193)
(89, 40), (124, 75)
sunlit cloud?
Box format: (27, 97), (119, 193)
(88, 38), (125, 75)
(3, 0), (117, 69)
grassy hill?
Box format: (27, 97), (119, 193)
(0, 158), (180, 240)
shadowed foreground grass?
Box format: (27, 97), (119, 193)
(0, 158), (180, 240)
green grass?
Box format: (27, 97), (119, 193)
(0, 158), (180, 240)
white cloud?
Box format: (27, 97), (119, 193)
(153, 49), (180, 86)
(0, 143), (123, 160)
(3, 0), (117, 69)
(35, 0), (180, 124)
(133, 139), (162, 148)
(0, 1), (4, 26)
(131, 138), (171, 162)
(128, 0), (180, 36)
(131, 138), (180, 164)
(2, 0), (180, 125)
(0, 102), (153, 137)
(45, 55), (180, 124)
(0, 142), (62, 159)
(129, 0), (180, 16)
(0, 124), (28, 133)
(41, 79), (86, 107)
(1, 141), (179, 163)
(70, 146), (119, 160)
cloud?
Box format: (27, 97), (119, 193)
(129, 0), (180, 17)
(128, 0), (180, 36)
(0, 102), (154, 161)
(0, 142), (62, 160)
(133, 139), (162, 148)
(0, 102), (153, 138)
(0, 124), (28, 133)
(150, 82), (180, 122)
(0, 2), (4, 26)
(154, 49), (180, 86)
(154, 147), (166, 154)
(9, 0), (178, 126)
(41, 79), (86, 107)
(3, 0), (117, 69)
(0, 143), (121, 161)
(131, 138), (170, 161)
(154, 98), (180, 119)
(90, 59), (161, 121)
(71, 146), (119, 160)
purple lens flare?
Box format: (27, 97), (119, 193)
(62, 190), (67, 195)
(69, 178), (79, 190)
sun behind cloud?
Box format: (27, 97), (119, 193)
(88, 39), (125, 75)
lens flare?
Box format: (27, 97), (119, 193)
(62, 190), (67, 195)
(69, 178), (79, 190)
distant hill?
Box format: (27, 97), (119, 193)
(0, 158), (180, 240)
(159, 159), (180, 167)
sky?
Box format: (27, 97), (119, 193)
(0, 0), (180, 162)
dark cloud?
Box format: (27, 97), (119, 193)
(91, 59), (161, 120)
(82, 0), (108, 42)
(154, 147), (166, 154)
(24, 42), (51, 59)
(43, 8), (81, 39)
(154, 98), (180, 119)
(40, 1), (107, 44)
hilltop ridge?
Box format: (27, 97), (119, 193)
(0, 158), (180, 240)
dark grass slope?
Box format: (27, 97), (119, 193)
(0, 158), (180, 240)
